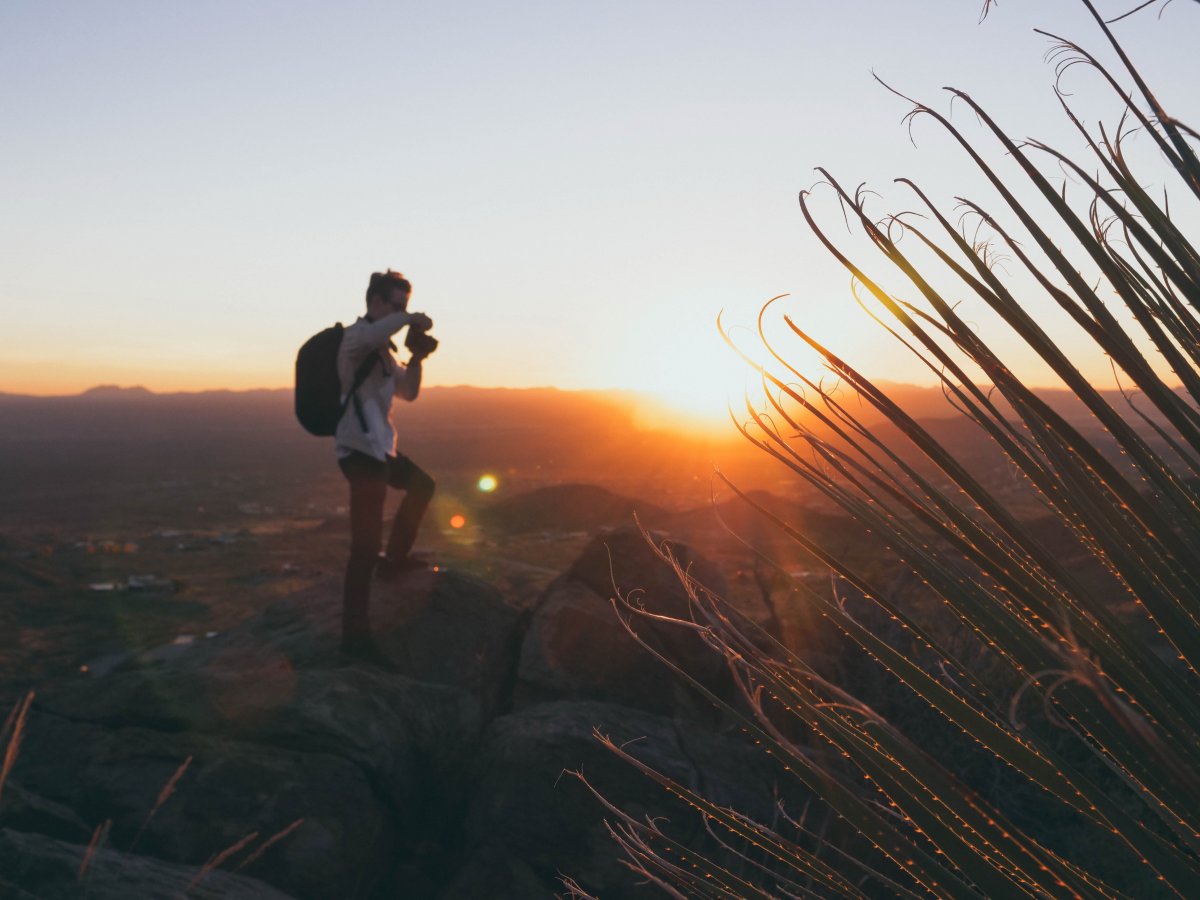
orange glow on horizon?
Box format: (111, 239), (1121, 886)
(7, 340), (1182, 403)
(0, 359), (287, 397)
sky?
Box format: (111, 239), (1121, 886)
(2, 0), (1198, 421)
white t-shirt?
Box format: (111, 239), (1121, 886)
(334, 313), (419, 461)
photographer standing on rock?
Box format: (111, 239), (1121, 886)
(336, 269), (438, 668)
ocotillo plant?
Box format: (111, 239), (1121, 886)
(576, 1), (1200, 897)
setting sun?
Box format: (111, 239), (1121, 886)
(629, 310), (835, 435)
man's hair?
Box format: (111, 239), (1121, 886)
(366, 269), (412, 306)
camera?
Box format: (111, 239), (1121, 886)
(405, 325), (439, 360)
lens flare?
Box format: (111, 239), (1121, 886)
(449, 514), (466, 529)
(477, 474), (498, 493)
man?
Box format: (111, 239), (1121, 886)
(336, 269), (435, 667)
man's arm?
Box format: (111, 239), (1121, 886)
(396, 358), (422, 402)
(354, 310), (431, 349)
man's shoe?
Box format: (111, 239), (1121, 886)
(375, 554), (430, 582)
(339, 637), (401, 673)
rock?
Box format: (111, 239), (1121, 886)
(6, 550), (797, 899)
(0, 782), (91, 844)
(11, 710), (395, 900)
(437, 844), (549, 900)
(565, 525), (728, 603)
(515, 528), (733, 720)
(370, 568), (529, 718)
(11, 567), (511, 900)
(458, 700), (804, 899)
(160, 567), (526, 719)
(0, 826), (296, 899)
(34, 663), (485, 815)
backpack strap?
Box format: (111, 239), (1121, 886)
(340, 352), (382, 432)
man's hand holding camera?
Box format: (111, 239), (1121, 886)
(404, 312), (439, 363)
(406, 312), (433, 332)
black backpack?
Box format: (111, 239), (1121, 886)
(294, 324), (379, 436)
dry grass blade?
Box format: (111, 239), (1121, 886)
(559, 874), (602, 900)
(130, 754), (193, 851)
(77, 818), (112, 883)
(234, 817), (304, 871)
(184, 830), (259, 894)
(0, 691), (34, 804)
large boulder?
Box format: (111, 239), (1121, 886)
(564, 525), (728, 603)
(146, 567), (526, 719)
(265, 568), (525, 715)
(0, 827), (296, 899)
(515, 528), (734, 720)
(370, 568), (530, 717)
(451, 700), (804, 899)
(28, 662), (484, 828)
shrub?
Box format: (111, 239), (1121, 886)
(577, 1), (1200, 896)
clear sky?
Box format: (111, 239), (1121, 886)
(2, 1), (1197, 419)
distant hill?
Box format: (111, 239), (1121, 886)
(0, 385), (641, 445)
(0, 386), (773, 527)
(0, 382), (1185, 530)
(1, 380), (1178, 433)
(79, 385), (154, 398)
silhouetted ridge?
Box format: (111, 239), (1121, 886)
(80, 385), (154, 398)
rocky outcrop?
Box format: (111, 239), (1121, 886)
(516, 527), (735, 721)
(5, 533), (806, 898)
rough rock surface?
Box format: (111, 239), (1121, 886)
(5, 536), (805, 899)
(0, 827), (296, 899)
(455, 700), (795, 898)
(516, 527), (735, 720)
